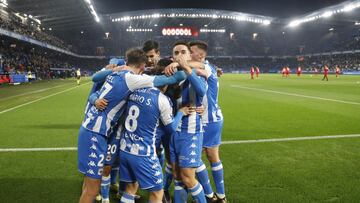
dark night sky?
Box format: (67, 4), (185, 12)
(93, 0), (344, 18)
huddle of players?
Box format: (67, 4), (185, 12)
(77, 40), (226, 203)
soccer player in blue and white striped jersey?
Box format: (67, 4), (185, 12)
(77, 49), (187, 203)
(190, 41), (226, 203)
(165, 41), (208, 203)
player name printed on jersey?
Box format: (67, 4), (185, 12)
(120, 88), (173, 157)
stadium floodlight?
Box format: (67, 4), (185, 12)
(343, 4), (356, 12)
(329, 27), (334, 31)
(179, 23), (183, 26)
(154, 24), (158, 27)
(263, 19), (271, 25)
(49, 28), (52, 31)
(289, 20), (301, 27)
(355, 21), (360, 25)
(0, 0), (8, 7)
(322, 11), (333, 18)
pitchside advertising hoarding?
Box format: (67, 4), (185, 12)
(161, 27), (199, 36)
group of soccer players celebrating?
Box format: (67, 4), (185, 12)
(77, 40), (226, 203)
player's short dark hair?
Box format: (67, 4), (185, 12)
(125, 48), (147, 67)
(189, 40), (208, 52)
(143, 40), (159, 53)
(172, 41), (190, 52)
(153, 58), (173, 75)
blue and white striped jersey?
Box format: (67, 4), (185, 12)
(202, 60), (223, 124)
(119, 88), (174, 157)
(176, 72), (207, 134)
(82, 70), (155, 137)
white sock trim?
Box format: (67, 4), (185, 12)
(196, 164), (207, 173)
(190, 183), (203, 196)
(211, 164), (223, 171)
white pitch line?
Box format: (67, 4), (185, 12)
(221, 134), (360, 145)
(0, 84), (68, 101)
(0, 147), (77, 152)
(1, 134), (360, 152)
(0, 82), (91, 114)
(230, 85), (360, 106)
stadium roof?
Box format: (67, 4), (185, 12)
(6, 0), (98, 30)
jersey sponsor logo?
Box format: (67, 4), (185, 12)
(124, 132), (144, 142)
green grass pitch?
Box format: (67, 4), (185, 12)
(0, 73), (360, 202)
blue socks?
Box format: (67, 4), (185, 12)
(101, 175), (110, 201)
(189, 182), (206, 203)
(174, 180), (188, 203)
(110, 167), (119, 185)
(211, 161), (225, 199)
(120, 192), (135, 203)
(196, 163), (214, 198)
(163, 164), (173, 191)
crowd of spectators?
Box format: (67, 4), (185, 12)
(0, 15), (70, 51)
(0, 37), (107, 81)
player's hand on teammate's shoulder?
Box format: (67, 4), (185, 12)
(179, 106), (196, 116)
(164, 62), (179, 76)
(95, 98), (108, 111)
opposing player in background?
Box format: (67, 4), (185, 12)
(297, 66), (302, 77)
(250, 66), (255, 79)
(282, 67), (286, 77)
(76, 68), (81, 85)
(286, 66), (290, 77)
(78, 49), (187, 203)
(335, 66), (341, 78)
(322, 65), (329, 81)
(255, 66), (260, 78)
(190, 41), (227, 203)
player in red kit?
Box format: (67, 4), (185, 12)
(282, 67), (286, 77)
(297, 66), (302, 77)
(322, 65), (329, 81)
(255, 67), (260, 78)
(286, 66), (290, 77)
(335, 66), (341, 78)
(250, 66), (255, 79)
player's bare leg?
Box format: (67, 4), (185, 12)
(79, 176), (101, 203)
(149, 189), (164, 203)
